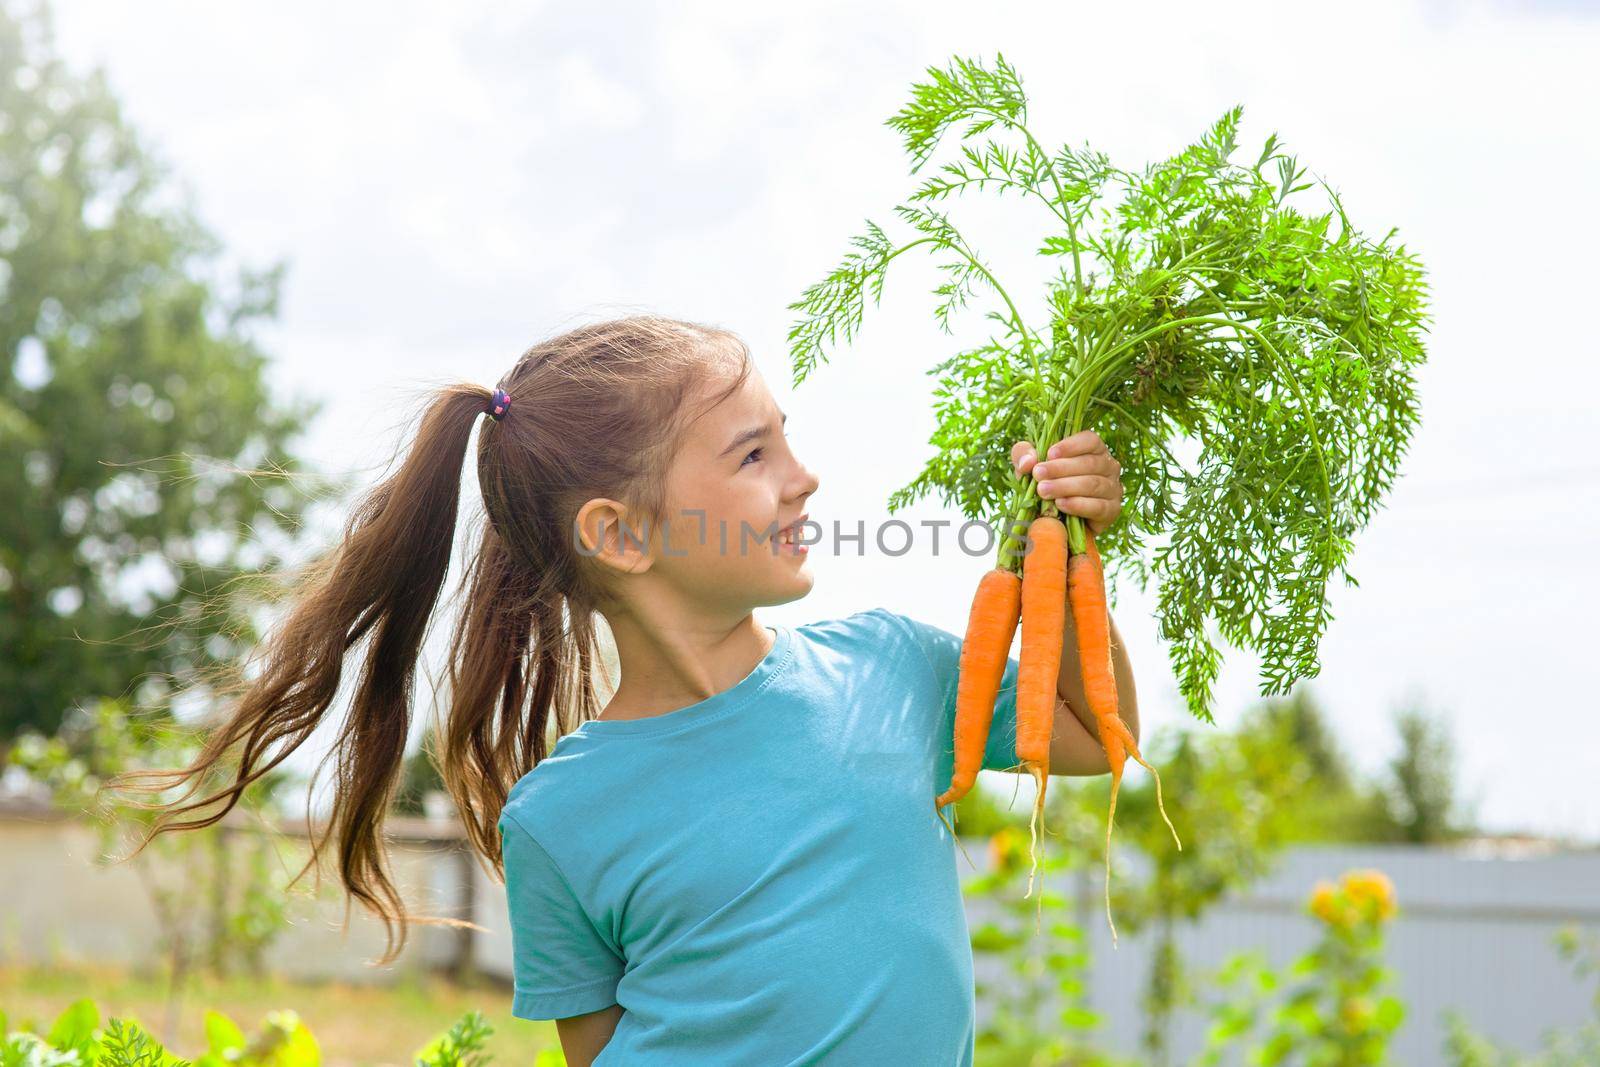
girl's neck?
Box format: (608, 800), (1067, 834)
(597, 609), (775, 723)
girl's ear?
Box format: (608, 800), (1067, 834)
(575, 497), (655, 576)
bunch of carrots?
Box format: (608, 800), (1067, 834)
(934, 506), (1179, 942)
(787, 54), (1430, 943)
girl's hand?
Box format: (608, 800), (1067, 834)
(1011, 431), (1124, 537)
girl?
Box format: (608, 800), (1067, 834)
(123, 315), (1138, 1066)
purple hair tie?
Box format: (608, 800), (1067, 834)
(486, 388), (512, 421)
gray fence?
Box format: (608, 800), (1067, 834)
(5, 799), (1595, 1065)
(470, 841), (1600, 1065)
(971, 842), (1600, 1066)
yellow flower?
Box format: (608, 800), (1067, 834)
(1342, 869), (1398, 923)
(1340, 996), (1374, 1032)
(989, 827), (1020, 871)
(1308, 880), (1342, 926)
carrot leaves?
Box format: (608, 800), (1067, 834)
(785, 53), (1430, 725)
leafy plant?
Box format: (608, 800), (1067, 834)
(413, 1011), (495, 1067)
(6, 698), (292, 1037)
(1442, 927), (1600, 1066)
(99, 1019), (190, 1067)
(964, 815), (1122, 1066)
(0, 1001), (525, 1067)
(1085, 699), (1331, 1066)
(787, 53), (1431, 724)
(1196, 869), (1405, 1066)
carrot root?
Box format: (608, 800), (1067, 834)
(1022, 760), (1047, 937)
(1130, 750), (1182, 852)
(935, 800), (979, 871)
(1103, 768), (1121, 948)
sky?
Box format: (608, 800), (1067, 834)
(37, 0), (1600, 839)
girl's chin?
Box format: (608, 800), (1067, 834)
(766, 559), (815, 597)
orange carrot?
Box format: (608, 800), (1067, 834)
(1069, 527), (1181, 946)
(1017, 514), (1068, 916)
(935, 567), (1022, 819)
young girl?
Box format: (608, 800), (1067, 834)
(128, 314), (1138, 1066)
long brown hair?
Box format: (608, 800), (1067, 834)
(111, 314), (753, 962)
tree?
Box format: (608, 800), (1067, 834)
(394, 724), (448, 817)
(0, 0), (334, 742)
(1366, 697), (1470, 844)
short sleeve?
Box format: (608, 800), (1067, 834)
(499, 811), (625, 1020)
(881, 608), (1020, 776)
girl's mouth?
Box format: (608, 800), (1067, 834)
(776, 514), (809, 556)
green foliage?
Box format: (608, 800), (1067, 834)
(1442, 928), (1600, 1067)
(1, 1002), (515, 1067)
(965, 817), (1127, 1067)
(394, 726), (448, 818)
(1196, 870), (1404, 1066)
(787, 53), (1431, 724)
(1365, 699), (1469, 844)
(7, 697), (293, 1025)
(0, 0), (341, 742)
(2, 1003), (187, 1067)
(412, 1011), (494, 1067)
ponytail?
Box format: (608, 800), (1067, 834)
(111, 383), (495, 962)
(110, 314), (755, 964)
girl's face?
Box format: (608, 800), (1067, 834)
(650, 364), (820, 612)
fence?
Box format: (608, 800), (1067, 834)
(1069, 843), (1600, 1064)
(4, 800), (1596, 1064)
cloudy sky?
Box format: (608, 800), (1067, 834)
(41, 0), (1600, 838)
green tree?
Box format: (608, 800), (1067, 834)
(394, 725), (448, 817)
(1364, 698), (1470, 844)
(0, 0), (332, 742)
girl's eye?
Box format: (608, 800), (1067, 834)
(741, 431), (787, 468)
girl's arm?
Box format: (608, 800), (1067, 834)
(555, 1004), (623, 1067)
(1046, 606), (1139, 776)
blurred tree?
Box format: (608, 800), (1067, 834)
(394, 725), (447, 817)
(0, 0), (336, 741)
(1365, 697), (1471, 844)
(1250, 686), (1394, 844)
(1255, 684), (1352, 791)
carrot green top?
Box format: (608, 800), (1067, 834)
(496, 607), (1019, 1064)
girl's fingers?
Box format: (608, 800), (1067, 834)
(1033, 454), (1121, 482)
(1046, 431), (1105, 460)
(1012, 440), (1038, 477)
(1035, 473), (1122, 500)
(1056, 497), (1119, 534)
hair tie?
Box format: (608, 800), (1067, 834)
(486, 388), (512, 421)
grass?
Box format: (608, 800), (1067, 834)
(0, 964), (564, 1067)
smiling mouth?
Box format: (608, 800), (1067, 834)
(775, 514), (810, 547)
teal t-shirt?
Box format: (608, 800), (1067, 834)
(496, 607), (1021, 1065)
